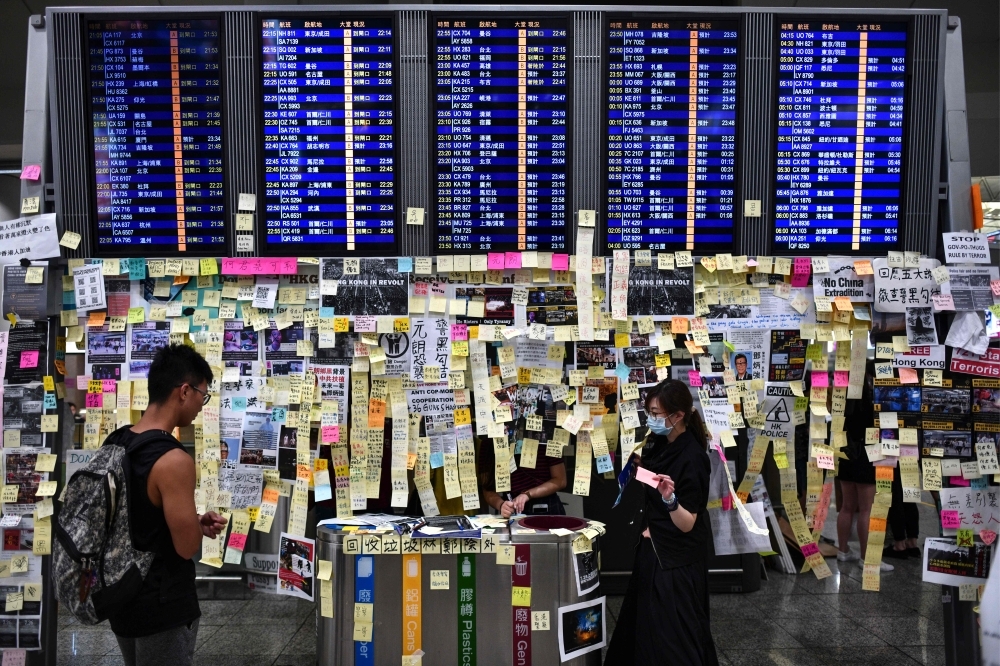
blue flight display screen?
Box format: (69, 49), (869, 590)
(87, 18), (226, 256)
(434, 17), (569, 253)
(606, 18), (739, 253)
(773, 20), (908, 254)
(261, 17), (397, 255)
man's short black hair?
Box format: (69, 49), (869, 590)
(147, 344), (213, 405)
(734, 353), (747, 363)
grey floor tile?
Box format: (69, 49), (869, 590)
(58, 629), (121, 657)
(282, 622), (317, 655)
(755, 574), (814, 595)
(819, 591), (922, 617)
(822, 646), (923, 665)
(777, 616), (887, 648)
(194, 623), (294, 657)
(91, 656), (126, 666)
(723, 648), (828, 666)
(747, 593), (830, 619)
(897, 644), (946, 666)
(710, 593), (760, 621)
(193, 656), (276, 666)
(199, 600), (250, 626)
(852, 616), (945, 646)
(57, 657), (103, 666)
(227, 598), (315, 626)
(711, 619), (804, 650)
(606, 594), (624, 621)
(273, 655), (316, 666)
(194, 624), (222, 652)
(792, 570), (866, 594)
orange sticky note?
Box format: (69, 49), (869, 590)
(671, 317), (689, 334)
(87, 311), (107, 328)
(875, 466), (894, 481)
(898, 367), (919, 384)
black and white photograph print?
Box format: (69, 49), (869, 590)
(129, 321), (171, 361)
(626, 265), (694, 317)
(905, 306), (938, 346)
(575, 343), (617, 370)
(922, 388), (971, 415)
(320, 258), (407, 316)
(923, 429), (972, 458)
(87, 325), (126, 364)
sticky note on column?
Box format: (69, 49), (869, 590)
(512, 586), (531, 607)
(497, 545), (515, 566)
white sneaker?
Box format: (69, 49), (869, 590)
(858, 560), (895, 572)
(836, 549), (859, 562)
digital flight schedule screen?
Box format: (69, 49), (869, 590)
(261, 17), (397, 256)
(87, 18), (226, 256)
(434, 16), (569, 253)
(606, 18), (739, 253)
(773, 20), (908, 254)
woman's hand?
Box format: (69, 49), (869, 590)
(655, 474), (675, 502)
(513, 492), (530, 514)
(199, 511), (227, 539)
(500, 500), (516, 519)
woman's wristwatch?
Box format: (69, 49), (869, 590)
(662, 493), (680, 512)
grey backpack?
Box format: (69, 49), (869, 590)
(53, 428), (164, 624)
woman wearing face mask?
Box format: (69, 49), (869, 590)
(604, 379), (718, 666)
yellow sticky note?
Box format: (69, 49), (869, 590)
(353, 620), (374, 642)
(511, 586), (531, 607)
(1, 486), (19, 503)
(35, 480), (58, 497)
(200, 258), (219, 275)
(318, 560), (333, 581)
(497, 545), (515, 566)
(127, 307), (145, 324)
(430, 569), (450, 590)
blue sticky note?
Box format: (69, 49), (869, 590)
(398, 257), (413, 273)
(314, 483), (332, 502)
(596, 454), (614, 474)
(614, 362), (631, 381)
(128, 258), (146, 280)
(231, 396), (247, 412)
(320, 307), (335, 319)
(514, 439), (523, 455)
(971, 477), (989, 489)
(63, 291), (76, 307)
(44, 394), (57, 409)
(430, 451), (444, 469)
(271, 407), (287, 424)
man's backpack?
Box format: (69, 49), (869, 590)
(53, 428), (167, 624)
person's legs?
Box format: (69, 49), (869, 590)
(886, 468), (908, 554)
(856, 483), (877, 558)
(837, 480), (858, 553)
(904, 502), (920, 548)
(115, 635), (137, 666)
(130, 620), (199, 666)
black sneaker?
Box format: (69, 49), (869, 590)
(906, 547), (921, 558)
(883, 546), (909, 559)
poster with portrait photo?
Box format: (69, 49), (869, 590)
(223, 320), (260, 361)
(87, 325), (126, 365)
(278, 533), (315, 602)
(264, 322), (306, 361)
(726, 329), (770, 382)
(626, 265), (694, 317)
(320, 258), (407, 316)
(129, 321), (170, 361)
(558, 596), (606, 661)
(905, 307), (938, 346)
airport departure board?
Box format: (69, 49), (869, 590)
(773, 20), (908, 254)
(606, 18), (739, 253)
(434, 17), (569, 253)
(261, 17), (397, 255)
(87, 18), (226, 256)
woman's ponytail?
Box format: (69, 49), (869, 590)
(685, 409), (709, 452)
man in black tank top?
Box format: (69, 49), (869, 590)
(109, 345), (227, 666)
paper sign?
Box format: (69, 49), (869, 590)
(942, 232), (990, 264)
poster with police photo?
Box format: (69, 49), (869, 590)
(223, 320), (260, 361)
(87, 324), (126, 365)
(320, 258), (407, 316)
(626, 265), (694, 317)
(129, 321), (170, 361)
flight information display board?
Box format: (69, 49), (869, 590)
(261, 17), (397, 255)
(87, 18), (226, 256)
(606, 18), (739, 253)
(773, 20), (908, 254)
(434, 16), (569, 253)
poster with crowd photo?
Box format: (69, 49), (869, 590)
(278, 533), (315, 601)
(456, 287), (515, 326)
(5, 322), (46, 385)
(223, 321), (260, 361)
(320, 258), (407, 316)
(239, 410), (278, 468)
(3, 449), (46, 515)
(626, 265), (694, 317)
(768, 330), (806, 382)
(972, 379), (1000, 424)
(526, 286), (578, 326)
(941, 266), (999, 312)
(409, 317), (451, 383)
(622, 345), (657, 386)
(86, 324), (126, 366)
(129, 322), (170, 361)
(3, 385), (44, 448)
(264, 322), (307, 361)
(313, 331), (354, 366)
(575, 343), (618, 371)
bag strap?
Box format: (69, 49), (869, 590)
(122, 429), (175, 454)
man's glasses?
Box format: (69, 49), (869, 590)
(177, 383), (211, 405)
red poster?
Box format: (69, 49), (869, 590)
(512, 544), (531, 666)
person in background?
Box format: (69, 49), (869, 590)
(481, 438), (567, 517)
(884, 465), (920, 559)
(107, 344), (227, 666)
(839, 360), (894, 572)
(604, 379), (718, 666)
(68, 402), (85, 424)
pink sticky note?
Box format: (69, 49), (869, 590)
(321, 425), (340, 443)
(635, 466), (660, 488)
(811, 371), (829, 388)
(931, 293), (954, 311)
(833, 370), (849, 388)
(688, 370), (703, 387)
(949, 476), (971, 487)
(19, 351), (38, 369)
(353, 315), (376, 333)
(227, 533), (247, 550)
(19, 165), (40, 181)
(981, 529), (997, 546)
(413, 282), (429, 296)
(721, 494), (732, 511)
(791, 257), (811, 287)
(940, 510), (961, 529)
(487, 253), (505, 270)
(2, 648), (26, 666)
(85, 393), (103, 409)
(551, 254), (569, 272)
(450, 324), (468, 341)
(992, 280), (1000, 297)
(76, 375), (92, 390)
(504, 252), (522, 269)
(800, 542), (819, 558)
(102, 379), (118, 393)
(898, 367), (919, 384)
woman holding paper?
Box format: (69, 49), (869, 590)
(604, 379), (718, 666)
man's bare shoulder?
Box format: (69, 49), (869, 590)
(149, 448), (195, 480)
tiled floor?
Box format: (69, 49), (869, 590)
(57, 502), (947, 666)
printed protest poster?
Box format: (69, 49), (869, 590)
(239, 410), (278, 468)
(2, 385), (44, 448)
(320, 258), (407, 316)
(72, 263), (106, 313)
(941, 266), (999, 311)
(557, 596), (607, 661)
(873, 257), (941, 313)
(278, 533), (315, 601)
(377, 332), (411, 376)
(87, 324), (126, 366)
(811, 257), (874, 302)
(626, 265), (694, 317)
(129, 322), (170, 361)
(409, 317), (451, 382)
(726, 330), (770, 381)
(573, 548), (600, 596)
(5, 323), (46, 385)
(222, 321), (260, 361)
(768, 330), (806, 382)
(2, 265), (47, 321)
(922, 537), (993, 586)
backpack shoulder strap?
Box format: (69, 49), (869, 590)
(123, 429), (177, 454)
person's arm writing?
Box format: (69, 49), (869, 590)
(512, 462), (567, 513)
